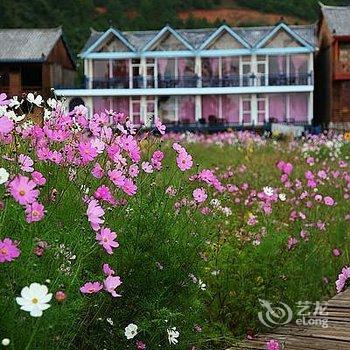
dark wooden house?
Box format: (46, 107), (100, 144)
(0, 27), (76, 98)
(315, 4), (350, 129)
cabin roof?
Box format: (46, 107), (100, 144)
(321, 3), (350, 36)
(82, 23), (317, 54)
(0, 27), (71, 62)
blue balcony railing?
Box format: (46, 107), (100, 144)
(55, 72), (313, 90)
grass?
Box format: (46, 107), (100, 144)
(0, 127), (349, 349)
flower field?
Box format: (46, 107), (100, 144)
(0, 93), (349, 349)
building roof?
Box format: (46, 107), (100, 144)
(0, 27), (72, 62)
(82, 23), (317, 54)
(320, 3), (350, 36)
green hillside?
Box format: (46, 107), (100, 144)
(0, 0), (348, 56)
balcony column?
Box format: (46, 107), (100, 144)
(85, 59), (93, 89)
(251, 94), (258, 125)
(308, 91), (313, 125)
(195, 56), (201, 87)
(308, 52), (314, 85)
(195, 95), (201, 121)
(140, 56), (146, 89)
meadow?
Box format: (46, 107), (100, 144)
(0, 93), (349, 350)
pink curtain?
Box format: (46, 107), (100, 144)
(277, 56), (285, 74)
(269, 95), (286, 122)
(291, 55), (308, 75)
(209, 57), (219, 76)
(112, 97), (129, 115)
(258, 100), (266, 123)
(290, 93), (308, 122)
(179, 96), (195, 123)
(178, 58), (187, 78)
(93, 97), (110, 114)
(222, 95), (239, 123)
(202, 95), (219, 120)
(157, 59), (168, 78)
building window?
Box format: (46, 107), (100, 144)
(339, 43), (350, 63)
(131, 97), (141, 125)
(242, 97), (251, 124)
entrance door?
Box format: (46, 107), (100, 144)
(131, 59), (142, 88)
(257, 55), (268, 86)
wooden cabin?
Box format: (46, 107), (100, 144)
(0, 28), (76, 98)
(315, 4), (350, 129)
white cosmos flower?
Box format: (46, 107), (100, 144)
(47, 98), (57, 109)
(9, 96), (21, 108)
(27, 93), (43, 107)
(1, 338), (10, 346)
(0, 105), (7, 116)
(198, 279), (206, 291)
(16, 283), (52, 317)
(279, 193), (286, 201)
(124, 323), (138, 339)
(167, 327), (180, 345)
(0, 168), (9, 184)
(263, 186), (274, 197)
(7, 110), (25, 123)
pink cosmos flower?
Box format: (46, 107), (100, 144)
(0, 238), (20, 263)
(266, 339), (280, 350)
(103, 263), (115, 276)
(0, 115), (14, 134)
(332, 248), (342, 257)
(324, 196), (335, 206)
(96, 227), (119, 254)
(176, 152), (193, 171)
(104, 275), (122, 297)
(31, 171), (46, 186)
(141, 162), (153, 173)
(287, 237), (298, 250)
(94, 185), (116, 205)
(129, 164), (139, 178)
(78, 140), (98, 163)
(335, 266), (350, 293)
(0, 93), (11, 105)
(122, 178), (137, 196)
(136, 340), (146, 349)
(92, 163), (104, 179)
(86, 199), (105, 231)
(18, 154), (34, 173)
(25, 202), (45, 223)
(155, 117), (166, 135)
(9, 175), (39, 205)
(193, 188), (207, 203)
(80, 281), (103, 294)
(108, 169), (125, 187)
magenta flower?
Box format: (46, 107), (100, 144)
(335, 266), (350, 293)
(155, 117), (166, 135)
(78, 140), (98, 163)
(129, 164), (139, 178)
(287, 237), (298, 250)
(31, 171), (46, 186)
(9, 175), (39, 205)
(0, 115), (14, 134)
(176, 152), (193, 171)
(108, 169), (125, 187)
(18, 154), (34, 173)
(25, 202), (45, 223)
(122, 178), (137, 196)
(0, 238), (20, 263)
(324, 196), (335, 206)
(266, 339), (280, 350)
(136, 340), (146, 349)
(104, 275), (122, 297)
(96, 227), (119, 254)
(0, 93), (11, 106)
(80, 281), (103, 294)
(94, 185), (116, 205)
(102, 263), (115, 276)
(91, 163), (104, 179)
(332, 248), (342, 257)
(86, 199), (105, 231)
(192, 188), (207, 203)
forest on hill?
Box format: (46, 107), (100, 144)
(0, 0), (349, 55)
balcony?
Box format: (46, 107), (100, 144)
(334, 62), (350, 80)
(56, 72), (313, 90)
